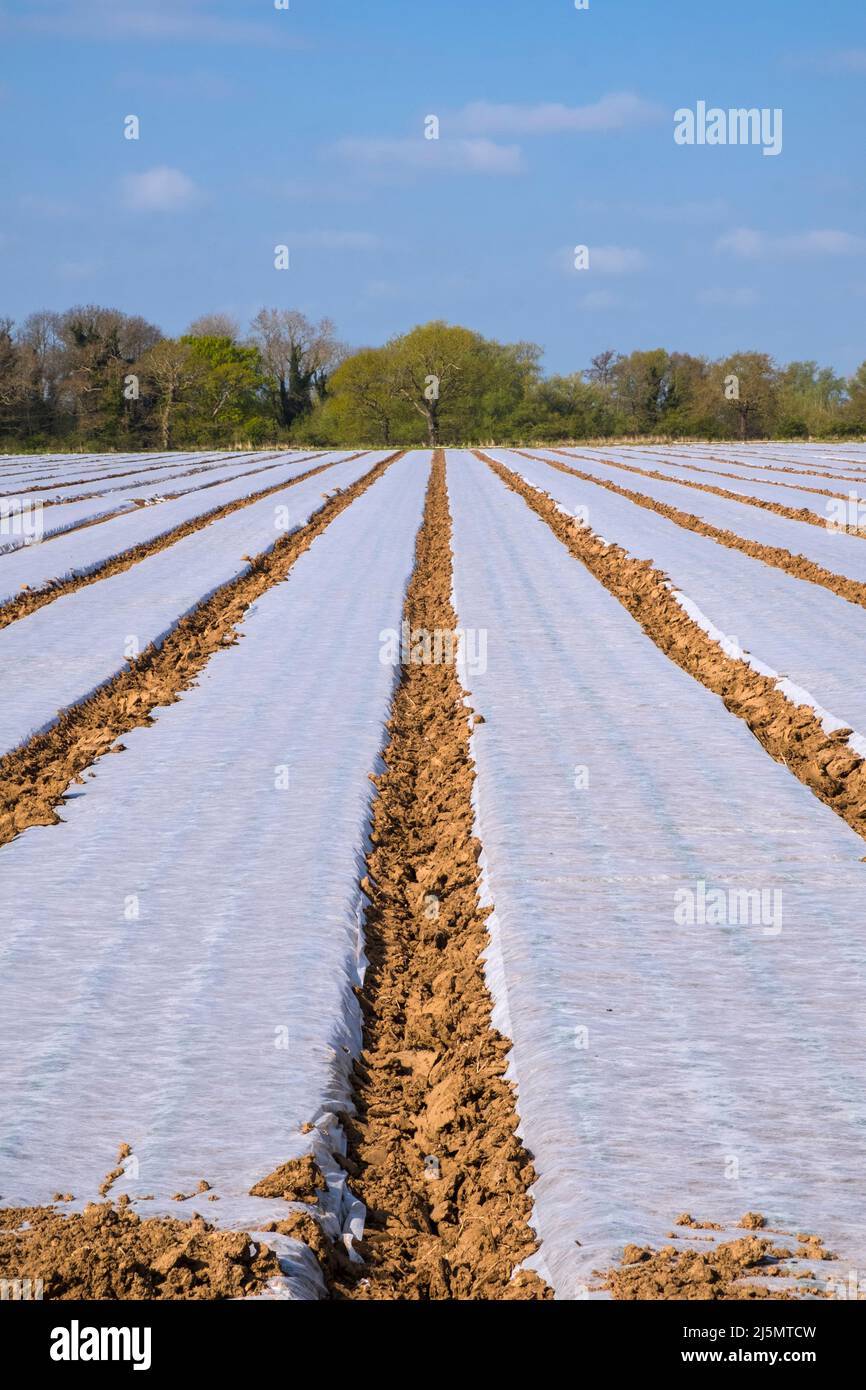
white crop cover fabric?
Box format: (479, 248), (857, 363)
(0, 452), (388, 756)
(498, 449), (866, 754)
(0, 451), (349, 588)
(447, 449), (866, 1299)
(0, 451), (429, 1297)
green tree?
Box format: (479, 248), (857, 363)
(659, 353), (712, 436)
(610, 349), (672, 434)
(137, 339), (205, 449)
(776, 360), (847, 437)
(387, 321), (487, 446)
(178, 335), (268, 445)
(845, 361), (866, 433)
(709, 352), (780, 440)
(56, 306), (162, 446)
(319, 346), (406, 444)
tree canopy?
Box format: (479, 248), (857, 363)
(1, 305), (865, 450)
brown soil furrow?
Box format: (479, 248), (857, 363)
(0, 452), (366, 631)
(329, 450), (551, 1301)
(565, 448), (866, 499)
(0, 451), (402, 849)
(4, 502), (138, 543)
(619, 447), (866, 485)
(692, 452), (866, 484)
(479, 452), (866, 846)
(602, 1216), (834, 1300)
(513, 448), (866, 615)
(701, 447), (866, 471)
(547, 448), (851, 532)
(0, 1203), (282, 1300)
(0, 450), (267, 499)
(14, 450), (321, 508)
(1, 462), (210, 500)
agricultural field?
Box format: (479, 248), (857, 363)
(2, 442), (866, 1302)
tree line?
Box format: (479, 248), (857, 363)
(2, 305), (865, 451)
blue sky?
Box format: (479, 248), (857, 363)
(1, 0), (865, 374)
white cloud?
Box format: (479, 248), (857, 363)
(822, 48), (866, 72)
(785, 230), (866, 255)
(254, 176), (367, 205)
(121, 166), (202, 212)
(113, 70), (237, 100)
(828, 48), (866, 72)
(57, 260), (100, 282)
(1, 0), (303, 47)
(696, 287), (758, 308)
(364, 279), (406, 300)
(331, 137), (525, 176)
(19, 193), (80, 219)
(579, 290), (625, 310)
(788, 47), (866, 74)
(606, 197), (729, 225)
(717, 227), (866, 259)
(292, 230), (387, 251)
(716, 228), (765, 258)
(453, 92), (663, 135)
(591, 245), (647, 274)
(557, 244), (647, 275)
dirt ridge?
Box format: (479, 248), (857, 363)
(329, 450), (551, 1301)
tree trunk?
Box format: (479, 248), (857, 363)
(278, 376), (291, 429)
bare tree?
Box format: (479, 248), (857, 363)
(138, 340), (204, 448)
(585, 349), (620, 389)
(0, 318), (19, 403)
(0, 319), (25, 435)
(46, 307), (161, 434)
(16, 310), (65, 397)
(248, 308), (343, 429)
(186, 313), (241, 342)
